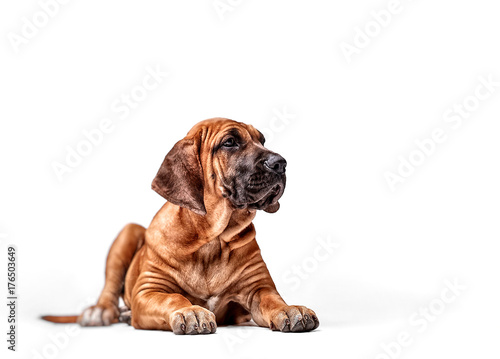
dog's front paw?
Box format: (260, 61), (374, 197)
(170, 305), (217, 335)
(269, 305), (319, 332)
(78, 302), (120, 326)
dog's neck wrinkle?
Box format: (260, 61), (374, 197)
(222, 222), (256, 251)
(147, 200), (255, 258)
(219, 209), (256, 243)
(194, 212), (256, 268)
(196, 198), (233, 238)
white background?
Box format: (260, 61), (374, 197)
(1, 0), (500, 358)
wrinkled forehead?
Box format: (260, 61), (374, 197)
(188, 118), (263, 146)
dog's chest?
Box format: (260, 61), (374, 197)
(178, 239), (237, 298)
(205, 296), (220, 311)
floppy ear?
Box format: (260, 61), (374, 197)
(152, 138), (206, 215)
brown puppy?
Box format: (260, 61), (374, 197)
(43, 118), (319, 334)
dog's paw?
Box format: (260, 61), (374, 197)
(170, 305), (217, 335)
(78, 302), (120, 327)
(118, 306), (132, 325)
(269, 305), (319, 332)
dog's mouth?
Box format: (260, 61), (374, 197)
(247, 183), (282, 210)
(222, 171), (286, 213)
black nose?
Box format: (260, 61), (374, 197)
(264, 154), (287, 174)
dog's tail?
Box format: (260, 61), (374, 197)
(41, 315), (78, 324)
(41, 312), (126, 325)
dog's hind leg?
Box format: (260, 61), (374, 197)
(78, 223), (146, 326)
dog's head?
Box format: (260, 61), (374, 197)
(152, 118), (286, 216)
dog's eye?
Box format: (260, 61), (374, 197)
(222, 138), (237, 147)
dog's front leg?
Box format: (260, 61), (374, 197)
(237, 254), (320, 332)
(131, 291), (217, 334)
(247, 286), (320, 332)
